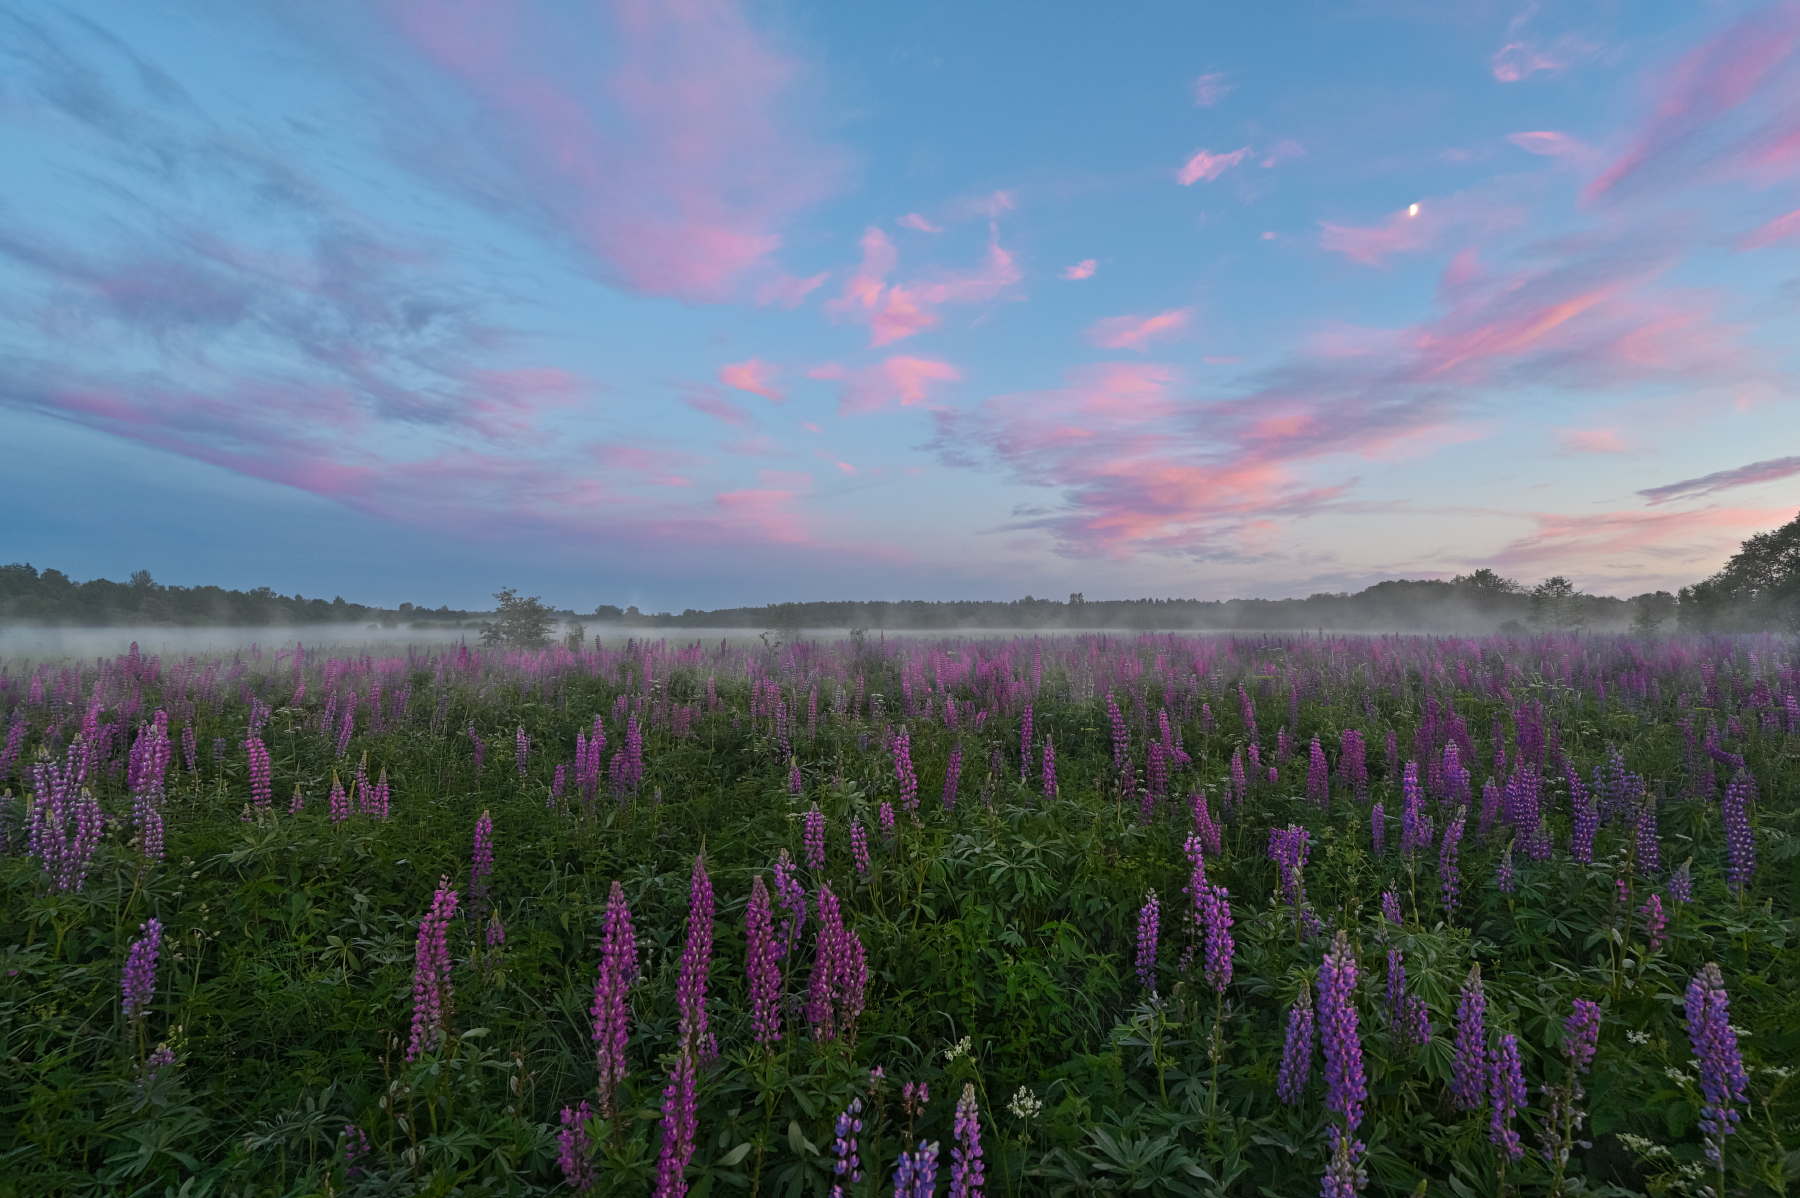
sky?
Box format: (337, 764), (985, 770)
(2, 0), (1798, 612)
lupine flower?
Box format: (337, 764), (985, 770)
(773, 849), (808, 956)
(593, 880), (639, 1115)
(1450, 964), (1487, 1111)
(485, 909), (506, 950)
(1563, 999), (1600, 1074)
(1020, 703), (1034, 780)
(894, 727), (919, 813)
(1439, 807), (1466, 911)
(880, 800), (897, 842)
(832, 1097), (865, 1197)
(122, 917), (162, 1028)
(1190, 792), (1220, 856)
(1722, 771), (1756, 895)
(1370, 802), (1385, 855)
(328, 772), (350, 824)
(1276, 984), (1315, 1104)
(558, 1101), (598, 1193)
(654, 1051), (698, 1198)
(1685, 962), (1749, 1165)
(1399, 763), (1425, 856)
(675, 855), (715, 1058)
(1318, 932), (1368, 1198)
(1041, 734), (1058, 799)
(27, 742), (104, 894)
(747, 876), (781, 1045)
(1306, 736), (1329, 806)
(0, 717), (26, 782)
(471, 810), (495, 902)
(345, 1121), (373, 1181)
(1569, 771), (1597, 865)
(902, 1081), (930, 1121)
(1496, 842), (1515, 894)
(1107, 693), (1129, 771)
(944, 744), (963, 809)
(1380, 889), (1401, 928)
(1268, 825), (1310, 911)
(852, 821), (871, 878)
(552, 763), (566, 804)
(1641, 894), (1667, 952)
(286, 785), (304, 815)
(1198, 883), (1234, 993)
(1135, 890), (1160, 992)
(515, 725), (529, 778)
(806, 884), (868, 1042)
(895, 1139), (940, 1198)
(805, 806), (827, 871)
(1633, 796), (1661, 877)
(246, 736), (272, 808)
(405, 877), (459, 1061)
(1488, 1032), (1526, 1161)
(1668, 859), (1693, 905)
(790, 759), (804, 797)
(949, 1083), (984, 1198)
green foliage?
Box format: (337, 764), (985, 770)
(1680, 509), (1800, 632)
(480, 588), (557, 649)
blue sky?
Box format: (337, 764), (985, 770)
(2, 0), (1797, 610)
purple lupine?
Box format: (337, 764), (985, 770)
(895, 1140), (940, 1198)
(790, 759), (804, 797)
(467, 724), (486, 775)
(485, 909), (506, 950)
(405, 877), (459, 1061)
(593, 881), (638, 1116)
(1370, 802), (1385, 856)
(1570, 776), (1598, 866)
(1564, 1000), (1600, 1074)
(1722, 771), (1756, 896)
(345, 1122), (374, 1181)
(1380, 889), (1402, 928)
(1450, 964), (1488, 1112)
(943, 743), (963, 808)
(747, 875), (782, 1045)
(1488, 1032), (1526, 1162)
(1190, 791), (1221, 855)
(1135, 890), (1160, 993)
(1496, 842), (1515, 894)
(471, 810), (495, 903)
(515, 725), (530, 778)
(557, 1101), (598, 1193)
(832, 1098), (865, 1197)
(27, 741), (104, 894)
(675, 855), (715, 1058)
(1268, 825), (1311, 911)
(335, 708), (354, 758)
(804, 806), (827, 871)
(1276, 985), (1315, 1104)
(246, 736), (272, 808)
(1107, 692), (1129, 771)
(880, 800), (896, 842)
(894, 728), (919, 814)
(1385, 949), (1430, 1051)
(0, 717), (26, 781)
(1306, 736), (1330, 806)
(949, 1083), (984, 1198)
(1399, 762), (1425, 856)
(328, 773), (350, 824)
(852, 822), (871, 878)
(1641, 894), (1667, 951)
(773, 848), (808, 957)
(1669, 859), (1693, 905)
(1439, 807), (1466, 912)
(551, 763), (566, 805)
(654, 1050), (698, 1198)
(1319, 932), (1368, 1198)
(1020, 703), (1034, 780)
(1041, 734), (1057, 799)
(806, 884), (868, 1042)
(287, 786), (304, 815)
(1685, 963), (1749, 1166)
(1341, 728), (1367, 800)
(1229, 748), (1246, 809)
(122, 917), (163, 1029)
(1633, 795), (1661, 877)
(1198, 884), (1234, 993)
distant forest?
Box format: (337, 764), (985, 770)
(5, 507), (1794, 634)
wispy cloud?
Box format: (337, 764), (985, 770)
(719, 358), (785, 402)
(821, 356), (962, 416)
(824, 226), (1021, 346)
(897, 213), (942, 233)
(1061, 259), (1097, 280)
(1086, 308), (1192, 351)
(1176, 147), (1249, 185)
(1638, 456), (1800, 504)
(1192, 73), (1232, 106)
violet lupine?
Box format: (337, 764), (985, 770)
(1041, 734), (1057, 799)
(1399, 762), (1425, 856)
(804, 806), (827, 871)
(0, 717), (25, 781)
(949, 1084), (984, 1198)
(551, 763), (566, 805)
(1306, 736), (1330, 806)
(654, 1050), (698, 1198)
(246, 736), (272, 808)
(852, 822), (872, 878)
(1380, 889), (1402, 928)
(515, 725), (530, 778)
(675, 855), (715, 1058)
(774, 849), (809, 956)
(1488, 1032), (1526, 1162)
(1197, 883), (1234, 993)
(1385, 949), (1429, 1051)
(806, 884), (868, 1042)
(287, 786), (304, 815)
(328, 773), (351, 824)
(1341, 727), (1367, 800)
(1276, 984), (1315, 1104)
(1268, 825), (1311, 911)
(1564, 1000), (1600, 1075)
(557, 1101), (598, 1193)
(894, 728), (919, 814)
(27, 742), (104, 894)
(1107, 692), (1130, 771)
(467, 724), (486, 775)
(1686, 963), (1749, 1166)
(1369, 803), (1385, 856)
(943, 743), (962, 808)
(1633, 796), (1661, 877)
(1319, 932), (1368, 1198)
(880, 800), (896, 842)
(1190, 792), (1221, 856)
(1229, 749), (1247, 809)
(1641, 894), (1667, 952)
(1439, 807), (1466, 912)
(122, 917), (163, 1030)
(895, 1140), (940, 1198)
(747, 875), (782, 1045)
(593, 881), (639, 1116)
(471, 810), (495, 903)
(345, 1122), (374, 1181)
(1570, 777), (1598, 866)
(832, 1098), (865, 1198)
(405, 877), (459, 1061)
(1479, 778), (1502, 840)
(1496, 842), (1515, 894)
(1135, 890), (1160, 993)
(1450, 964), (1488, 1112)
(1669, 859), (1694, 905)
(790, 759), (804, 797)
(1722, 770), (1756, 896)
(1020, 703), (1034, 780)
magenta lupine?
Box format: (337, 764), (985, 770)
(804, 806), (827, 871)
(471, 810), (495, 902)
(1380, 889), (1401, 928)
(894, 728), (919, 814)
(895, 1140), (940, 1198)
(368, 768), (391, 819)
(1020, 703), (1034, 780)
(806, 884), (868, 1042)
(949, 1083), (984, 1198)
(1276, 985), (1315, 1104)
(335, 707), (354, 758)
(1041, 734), (1057, 799)
(122, 917), (163, 1029)
(852, 821), (871, 878)
(1686, 963), (1749, 1166)
(1319, 932), (1368, 1198)
(27, 742), (104, 894)
(1488, 1032), (1526, 1161)
(552, 763), (566, 805)
(943, 743), (963, 809)
(1439, 807), (1466, 912)
(328, 773), (350, 823)
(1669, 859), (1694, 904)
(832, 1098), (865, 1198)
(1722, 771), (1756, 895)
(515, 724), (529, 777)
(1135, 890), (1160, 993)
(1229, 748), (1247, 809)
(486, 909), (506, 950)
(880, 800), (896, 842)
(747, 876), (782, 1045)
(593, 881), (638, 1116)
(557, 1101), (598, 1193)
(1641, 894), (1667, 951)
(1107, 692), (1129, 771)
(654, 1050), (698, 1198)
(790, 759), (804, 797)
(675, 855), (715, 1057)
(1450, 965), (1488, 1111)
(405, 877), (459, 1061)
(1190, 792), (1221, 856)
(1306, 736), (1329, 806)
(1369, 803), (1385, 855)
(246, 736), (272, 808)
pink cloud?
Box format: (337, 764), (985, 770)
(1086, 308), (1193, 351)
(1507, 131), (1590, 158)
(1259, 140), (1305, 168)
(835, 355), (962, 415)
(593, 443), (696, 486)
(459, 367), (586, 442)
(1738, 207), (1800, 250)
(719, 357), (785, 402)
(1319, 192), (1521, 267)
(1491, 42), (1567, 83)
(1061, 259), (1097, 280)
(684, 393), (754, 426)
(754, 271), (829, 308)
(1176, 147), (1250, 185)
(1193, 73), (1231, 106)
(1555, 427), (1628, 454)
(385, 0), (842, 302)
(897, 213), (943, 233)
(825, 225), (1022, 346)
(1487, 506), (1791, 571)
(1639, 456), (1800, 504)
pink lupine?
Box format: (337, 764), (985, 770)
(405, 877), (459, 1061)
(246, 736), (272, 808)
(328, 772), (351, 824)
(851, 821), (871, 878)
(592, 881), (638, 1116)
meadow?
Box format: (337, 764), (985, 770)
(1, 630), (1795, 1198)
